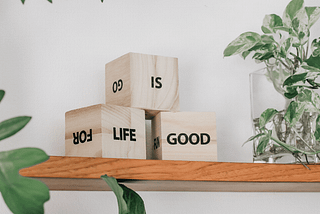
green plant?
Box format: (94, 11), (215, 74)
(101, 175), (146, 214)
(224, 0), (320, 167)
(0, 90), (50, 213)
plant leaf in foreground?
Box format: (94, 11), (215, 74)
(101, 175), (146, 214)
(0, 116), (32, 141)
(0, 148), (50, 214)
(0, 90), (5, 103)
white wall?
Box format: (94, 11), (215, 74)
(1, 0), (320, 213)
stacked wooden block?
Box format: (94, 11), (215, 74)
(65, 52), (217, 161)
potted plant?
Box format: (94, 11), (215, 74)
(224, 0), (320, 168)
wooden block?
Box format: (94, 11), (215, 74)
(152, 112), (217, 161)
(65, 104), (146, 159)
(105, 52), (180, 119)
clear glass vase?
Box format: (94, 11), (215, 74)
(250, 68), (320, 164)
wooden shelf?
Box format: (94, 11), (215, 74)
(19, 156), (320, 192)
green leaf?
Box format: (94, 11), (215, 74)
(0, 90), (5, 103)
(223, 32), (261, 57)
(311, 37), (320, 57)
(21, 0), (25, 4)
(261, 35), (275, 44)
(297, 88), (320, 112)
(0, 148), (50, 214)
(101, 175), (146, 214)
(259, 108), (279, 128)
(273, 26), (291, 32)
(315, 115), (320, 141)
(283, 0), (305, 27)
(262, 14), (283, 34)
(0, 116), (31, 142)
(283, 72), (308, 86)
(284, 86), (300, 99)
(270, 136), (320, 155)
(241, 43), (265, 59)
(301, 64), (320, 73)
(284, 38), (293, 51)
(305, 7), (320, 27)
(284, 101), (306, 126)
(257, 135), (270, 154)
(270, 136), (299, 153)
(253, 51), (274, 61)
(242, 133), (266, 146)
(305, 55), (320, 69)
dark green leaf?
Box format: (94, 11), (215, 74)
(21, 0), (25, 4)
(261, 14), (283, 34)
(48, 0), (52, 3)
(0, 116), (31, 142)
(223, 32), (261, 57)
(257, 135), (270, 154)
(283, 72), (308, 86)
(298, 31), (306, 40)
(305, 55), (320, 69)
(0, 148), (50, 214)
(101, 175), (146, 214)
(0, 90), (4, 103)
(259, 108), (279, 128)
(254, 51), (274, 61)
(305, 7), (320, 27)
(284, 86), (299, 99)
(284, 101), (306, 126)
(241, 43), (265, 59)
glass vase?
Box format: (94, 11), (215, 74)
(250, 67), (320, 164)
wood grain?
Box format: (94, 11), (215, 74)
(152, 112), (217, 161)
(65, 104), (146, 159)
(105, 52), (180, 119)
(19, 156), (320, 191)
(20, 156), (320, 182)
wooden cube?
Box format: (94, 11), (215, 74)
(65, 104), (146, 159)
(152, 112), (217, 161)
(105, 52), (180, 119)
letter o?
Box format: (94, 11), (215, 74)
(79, 130), (87, 143)
(189, 133), (200, 145)
(178, 133), (188, 145)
